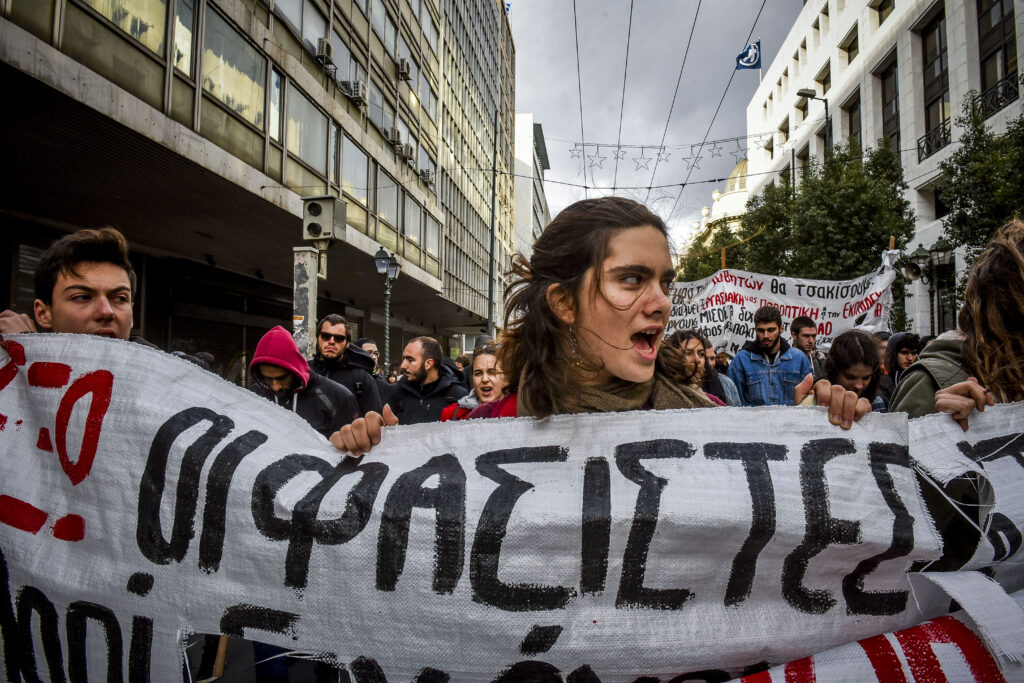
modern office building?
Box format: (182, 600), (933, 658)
(0, 0), (514, 379)
(746, 0), (1020, 335)
(512, 112), (550, 260)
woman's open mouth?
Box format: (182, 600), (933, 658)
(631, 327), (662, 360)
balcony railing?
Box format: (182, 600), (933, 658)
(979, 71), (1020, 119)
(917, 118), (952, 162)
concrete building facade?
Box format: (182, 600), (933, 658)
(512, 112), (550, 261)
(0, 0), (514, 379)
(746, 0), (1021, 335)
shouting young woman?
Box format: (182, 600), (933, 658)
(330, 197), (869, 454)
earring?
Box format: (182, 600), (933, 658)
(569, 326), (584, 368)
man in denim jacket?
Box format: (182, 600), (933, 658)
(728, 305), (812, 406)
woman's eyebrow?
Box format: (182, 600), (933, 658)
(606, 264), (655, 276)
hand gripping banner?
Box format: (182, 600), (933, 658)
(670, 252), (899, 355)
(1, 334), (1022, 681)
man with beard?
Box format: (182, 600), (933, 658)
(790, 315), (824, 381)
(309, 314), (383, 417)
(728, 305), (812, 406)
(388, 335), (468, 424)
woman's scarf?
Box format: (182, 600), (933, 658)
(518, 372), (715, 417)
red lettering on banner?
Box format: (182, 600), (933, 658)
(0, 414), (6, 431)
(784, 656), (815, 683)
(56, 370), (114, 486)
(27, 361), (72, 388)
(52, 513), (85, 541)
(740, 671), (771, 683)
(859, 634), (908, 683)
(894, 615), (1005, 683)
(0, 339), (26, 392)
(36, 426), (53, 452)
(0, 494), (49, 534)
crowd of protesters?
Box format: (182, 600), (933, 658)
(1, 201), (1021, 681)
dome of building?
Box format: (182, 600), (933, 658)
(725, 159), (748, 194)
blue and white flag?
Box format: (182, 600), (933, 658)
(736, 40), (761, 70)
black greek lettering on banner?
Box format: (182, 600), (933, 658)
(842, 442), (914, 615)
(67, 601), (123, 683)
(471, 446), (576, 611)
(0, 548), (20, 678)
(252, 455), (389, 590)
(16, 586), (64, 683)
(782, 438), (859, 614)
(220, 603), (299, 639)
(376, 453), (466, 594)
(957, 433), (1024, 470)
(704, 442), (787, 607)
(988, 513), (1023, 562)
(615, 439), (695, 610)
(580, 457), (611, 595)
(137, 407), (266, 566)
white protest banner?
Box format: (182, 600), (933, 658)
(1, 334), (1022, 682)
(668, 252), (899, 355)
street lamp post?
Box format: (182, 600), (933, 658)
(796, 88), (829, 151)
(374, 247), (401, 370)
(905, 239), (955, 335)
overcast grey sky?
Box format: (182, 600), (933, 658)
(508, 0), (804, 248)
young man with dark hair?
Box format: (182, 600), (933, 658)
(728, 305), (812, 406)
(388, 335), (468, 424)
(354, 337), (390, 391)
(790, 315), (823, 381)
(309, 313), (382, 417)
(249, 326), (358, 438)
(0, 227), (137, 339)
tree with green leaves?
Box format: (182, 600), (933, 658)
(939, 94), (1024, 266)
(731, 140), (916, 280)
(679, 140), (916, 327)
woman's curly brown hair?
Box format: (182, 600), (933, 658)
(657, 329), (705, 387)
(959, 218), (1024, 403)
(498, 197), (669, 417)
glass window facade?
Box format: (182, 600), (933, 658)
(286, 86), (328, 174)
(83, 0), (166, 55)
(202, 8), (266, 128)
(342, 136), (369, 207)
(377, 169), (398, 228)
(173, 0), (195, 76)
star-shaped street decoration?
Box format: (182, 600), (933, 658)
(569, 145), (582, 159)
(657, 149), (671, 163)
(730, 139), (747, 163)
(588, 150), (607, 169)
(752, 135), (767, 150)
(634, 151), (652, 171)
(688, 154), (704, 171)
(613, 147), (627, 160)
(709, 142), (723, 158)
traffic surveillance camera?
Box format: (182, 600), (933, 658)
(302, 196), (347, 245)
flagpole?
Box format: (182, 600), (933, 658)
(758, 36), (762, 83)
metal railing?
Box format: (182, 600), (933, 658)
(979, 71), (1019, 118)
(917, 118), (952, 162)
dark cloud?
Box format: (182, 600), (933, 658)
(509, 0), (802, 245)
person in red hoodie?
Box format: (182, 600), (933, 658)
(249, 325), (359, 439)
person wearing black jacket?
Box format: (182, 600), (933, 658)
(309, 314), (384, 417)
(354, 336), (391, 393)
(249, 325), (359, 438)
(388, 336), (468, 424)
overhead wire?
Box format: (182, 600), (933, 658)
(666, 0), (769, 223)
(612, 0), (636, 190)
(644, 0), (702, 206)
(572, 0), (589, 198)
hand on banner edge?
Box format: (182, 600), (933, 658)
(934, 377), (994, 432)
(0, 310), (37, 334)
(799, 374), (871, 429)
(330, 404), (399, 457)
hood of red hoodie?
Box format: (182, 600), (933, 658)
(250, 325), (310, 391)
